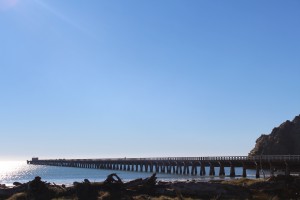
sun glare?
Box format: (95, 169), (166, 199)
(0, 161), (22, 173)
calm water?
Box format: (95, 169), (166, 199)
(0, 161), (270, 186)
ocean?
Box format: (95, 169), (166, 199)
(0, 161), (270, 186)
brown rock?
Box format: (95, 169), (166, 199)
(249, 115), (300, 155)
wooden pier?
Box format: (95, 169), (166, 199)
(27, 155), (300, 178)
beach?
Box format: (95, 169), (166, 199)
(1, 173), (300, 200)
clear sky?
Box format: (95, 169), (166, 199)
(1, 0), (300, 161)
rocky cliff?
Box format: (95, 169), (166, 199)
(249, 115), (300, 156)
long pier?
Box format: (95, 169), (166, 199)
(27, 155), (300, 178)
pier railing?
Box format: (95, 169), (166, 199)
(39, 155), (300, 162)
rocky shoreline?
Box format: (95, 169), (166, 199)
(1, 173), (300, 200)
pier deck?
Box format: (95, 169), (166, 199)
(27, 155), (300, 178)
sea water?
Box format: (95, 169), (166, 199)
(0, 161), (270, 186)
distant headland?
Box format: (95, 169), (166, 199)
(249, 114), (300, 156)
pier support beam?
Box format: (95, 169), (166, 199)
(256, 165), (260, 178)
(219, 164), (225, 176)
(150, 164), (153, 172)
(155, 164), (159, 173)
(242, 166), (247, 178)
(155, 165), (159, 173)
(176, 165), (182, 174)
(183, 165), (189, 175)
(230, 165), (235, 177)
(200, 164), (206, 176)
(167, 165), (171, 173)
(162, 165), (166, 173)
(209, 164), (215, 176)
(135, 164), (138, 171)
(145, 164), (148, 172)
(140, 164), (143, 172)
(191, 165), (197, 175)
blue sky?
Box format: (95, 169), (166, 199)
(1, 0), (300, 160)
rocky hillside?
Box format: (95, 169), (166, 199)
(249, 115), (300, 156)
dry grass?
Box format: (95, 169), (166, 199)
(134, 196), (194, 200)
(221, 178), (264, 186)
(98, 191), (111, 200)
(7, 193), (27, 200)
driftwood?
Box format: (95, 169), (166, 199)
(124, 173), (157, 191)
(104, 173), (123, 184)
(52, 182), (67, 191)
(13, 182), (22, 186)
(0, 176), (64, 199)
(102, 173), (157, 191)
(0, 174), (158, 198)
